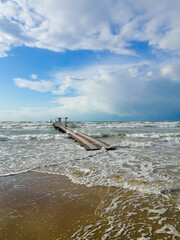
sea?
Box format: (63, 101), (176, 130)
(0, 121), (180, 239)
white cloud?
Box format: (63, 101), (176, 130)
(0, 0), (180, 56)
(147, 71), (153, 77)
(161, 61), (180, 82)
(31, 74), (37, 79)
(128, 67), (138, 77)
(49, 64), (172, 118)
(11, 62), (180, 120)
(1, 56), (175, 122)
(14, 78), (55, 92)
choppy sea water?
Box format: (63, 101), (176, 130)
(0, 121), (180, 239)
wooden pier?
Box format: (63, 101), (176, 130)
(53, 122), (115, 151)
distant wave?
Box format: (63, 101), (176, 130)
(0, 134), (68, 141)
(0, 121), (51, 130)
(90, 132), (126, 138)
(127, 132), (180, 138)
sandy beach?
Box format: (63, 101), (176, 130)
(0, 172), (180, 240)
(0, 172), (103, 240)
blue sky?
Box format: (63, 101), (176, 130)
(0, 0), (180, 121)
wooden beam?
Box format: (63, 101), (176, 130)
(75, 131), (110, 149)
(53, 122), (116, 151)
(68, 132), (100, 150)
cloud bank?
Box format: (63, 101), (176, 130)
(1, 0), (180, 57)
(13, 62), (180, 120)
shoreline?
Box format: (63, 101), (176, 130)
(0, 171), (180, 239)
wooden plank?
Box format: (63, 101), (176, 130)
(65, 127), (111, 149)
(67, 131), (100, 150)
(75, 131), (110, 149)
(53, 122), (116, 150)
(53, 123), (67, 133)
(57, 125), (67, 133)
(65, 126), (109, 147)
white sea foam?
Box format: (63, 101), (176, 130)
(78, 121), (180, 130)
(0, 133), (67, 141)
(118, 141), (154, 148)
(0, 121), (51, 130)
(0, 121), (180, 200)
(155, 224), (180, 238)
(35, 146), (180, 196)
(127, 132), (180, 138)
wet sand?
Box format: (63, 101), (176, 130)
(0, 172), (103, 240)
(0, 172), (180, 240)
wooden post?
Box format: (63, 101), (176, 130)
(58, 117), (61, 124)
(65, 117), (68, 127)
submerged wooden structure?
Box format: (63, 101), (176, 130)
(53, 119), (115, 151)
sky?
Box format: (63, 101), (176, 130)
(0, 0), (180, 121)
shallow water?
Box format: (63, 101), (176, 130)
(0, 121), (180, 239)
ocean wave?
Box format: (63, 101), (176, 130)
(112, 141), (155, 148)
(0, 169), (33, 177)
(1, 121), (180, 131)
(88, 131), (180, 140)
(127, 132), (180, 139)
(37, 168), (164, 196)
(81, 121), (180, 129)
(0, 121), (51, 130)
(90, 132), (126, 138)
(0, 167), (163, 196)
(126, 133), (180, 145)
(0, 134), (67, 141)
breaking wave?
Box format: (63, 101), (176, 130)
(0, 134), (68, 141)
